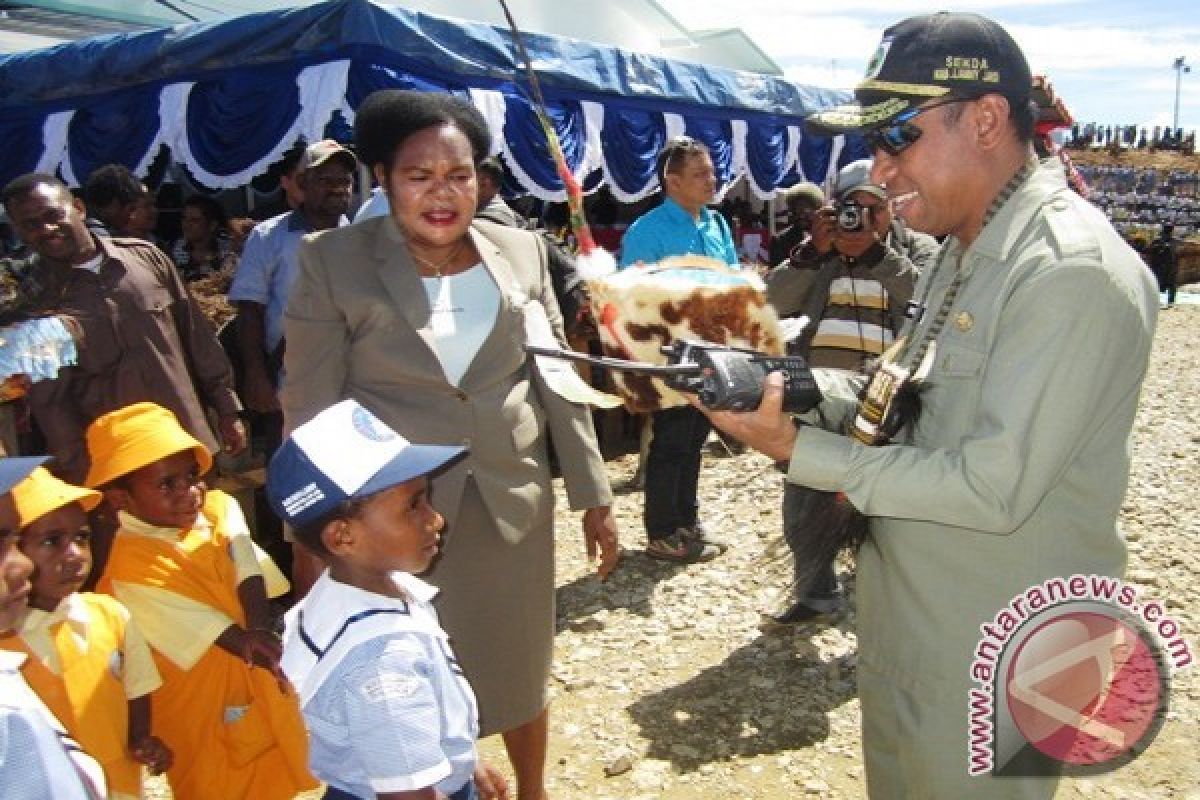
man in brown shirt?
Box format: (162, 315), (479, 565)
(1, 173), (246, 484)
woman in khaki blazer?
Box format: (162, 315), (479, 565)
(281, 90), (618, 800)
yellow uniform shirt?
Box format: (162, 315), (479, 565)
(1, 592), (161, 799)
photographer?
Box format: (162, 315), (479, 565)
(764, 159), (935, 625)
(767, 182), (824, 266)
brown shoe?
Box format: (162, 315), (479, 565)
(645, 532), (720, 564)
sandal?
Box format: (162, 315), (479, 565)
(645, 532), (720, 564)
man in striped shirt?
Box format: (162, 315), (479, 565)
(765, 159), (936, 624)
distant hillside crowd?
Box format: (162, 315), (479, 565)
(1078, 164), (1200, 238)
(1065, 123), (1196, 155)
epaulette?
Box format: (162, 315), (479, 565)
(1040, 190), (1102, 261)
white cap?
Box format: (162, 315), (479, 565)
(266, 399), (464, 528)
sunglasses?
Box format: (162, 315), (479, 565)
(865, 97), (969, 156)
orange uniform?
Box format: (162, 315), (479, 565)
(99, 490), (315, 800)
(1, 592), (158, 799)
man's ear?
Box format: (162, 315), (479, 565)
(662, 171), (679, 195)
(321, 518), (355, 556)
(974, 94), (1010, 150)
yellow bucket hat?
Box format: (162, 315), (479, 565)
(84, 402), (214, 488)
(11, 467), (102, 528)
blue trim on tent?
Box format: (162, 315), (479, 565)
(0, 0), (846, 118)
(0, 0), (862, 197)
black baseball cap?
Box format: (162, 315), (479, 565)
(807, 12), (1032, 134)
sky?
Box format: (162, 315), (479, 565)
(657, 0), (1200, 136)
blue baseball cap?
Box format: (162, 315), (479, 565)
(0, 456), (50, 495)
(267, 400), (465, 529)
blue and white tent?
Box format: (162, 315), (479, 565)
(0, 0), (867, 202)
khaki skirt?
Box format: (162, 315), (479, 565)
(425, 478), (555, 736)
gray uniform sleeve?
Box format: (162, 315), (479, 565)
(787, 262), (1151, 533)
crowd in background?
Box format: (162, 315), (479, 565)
(1064, 122), (1197, 154)
(1079, 164), (1200, 238)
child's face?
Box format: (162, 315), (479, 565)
(336, 477), (445, 576)
(109, 451), (205, 529)
(0, 494), (34, 633)
(20, 504), (92, 611)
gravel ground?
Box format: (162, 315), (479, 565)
(149, 301), (1199, 798)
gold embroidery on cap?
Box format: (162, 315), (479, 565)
(955, 311), (974, 332)
(856, 79), (950, 97)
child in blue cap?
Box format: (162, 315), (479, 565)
(269, 398), (508, 800)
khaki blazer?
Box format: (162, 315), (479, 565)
(281, 216), (611, 542)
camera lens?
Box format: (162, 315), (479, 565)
(836, 202), (866, 232)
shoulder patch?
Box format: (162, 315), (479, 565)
(1040, 192), (1102, 261)
(360, 672), (422, 703)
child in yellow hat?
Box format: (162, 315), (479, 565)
(86, 401), (317, 800)
(1, 466), (172, 799)
(1, 456), (108, 798)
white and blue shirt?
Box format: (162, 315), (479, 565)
(228, 210), (348, 353)
(281, 571), (478, 798)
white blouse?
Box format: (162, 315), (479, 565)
(421, 263), (500, 386)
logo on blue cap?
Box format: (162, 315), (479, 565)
(351, 407), (396, 442)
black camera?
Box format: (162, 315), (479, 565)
(835, 199), (870, 233)
(526, 340), (823, 413)
(659, 341), (822, 412)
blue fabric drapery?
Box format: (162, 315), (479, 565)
(66, 88), (162, 185)
(744, 119), (790, 194)
(344, 60), (457, 111)
(0, 0), (858, 198)
(0, 112), (50, 186)
(186, 64), (304, 177)
(599, 106), (666, 197)
(500, 90), (586, 193)
(797, 133), (835, 185)
(682, 117), (735, 189)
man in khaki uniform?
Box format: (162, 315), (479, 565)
(702, 12), (1157, 799)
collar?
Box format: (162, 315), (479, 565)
(117, 509), (205, 541)
(661, 196), (710, 225)
(282, 569), (442, 705)
(16, 594), (89, 672)
(19, 593), (86, 636)
(285, 210), (310, 233)
(965, 154), (1045, 263)
(286, 209), (349, 233)
(0, 649), (28, 671)
(72, 252), (104, 273)
(287, 568), (441, 655)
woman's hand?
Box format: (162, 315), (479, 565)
(473, 760), (510, 800)
(582, 505), (620, 580)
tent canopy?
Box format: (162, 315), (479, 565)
(0, 0), (866, 201)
